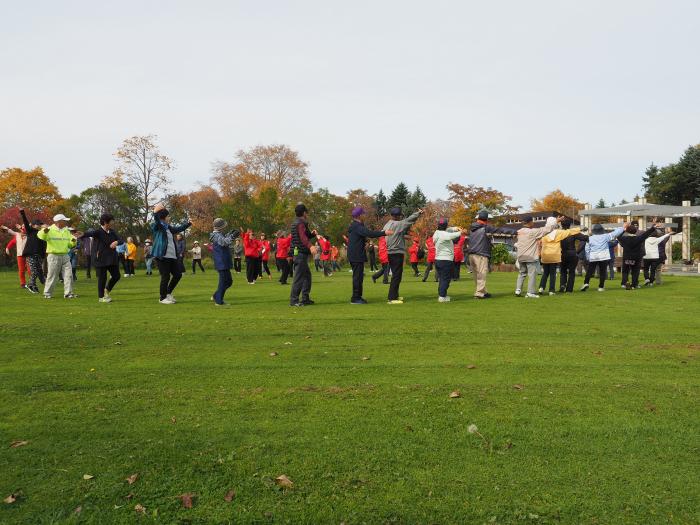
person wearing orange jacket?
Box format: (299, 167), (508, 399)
(317, 234), (332, 276)
(242, 229), (261, 284)
(408, 238), (420, 277)
(330, 245), (341, 272)
(259, 232), (272, 280)
(275, 231), (292, 284)
(371, 235), (389, 284)
(452, 233), (466, 280)
(422, 235), (437, 282)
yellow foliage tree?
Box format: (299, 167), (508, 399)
(530, 189), (584, 217)
(446, 183), (520, 226)
(0, 167), (62, 212)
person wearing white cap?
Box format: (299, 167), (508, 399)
(37, 214), (80, 299)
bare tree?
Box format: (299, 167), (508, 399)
(113, 135), (174, 223)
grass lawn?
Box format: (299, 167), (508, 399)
(0, 265), (698, 524)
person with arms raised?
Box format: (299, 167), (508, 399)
(80, 213), (125, 302)
(382, 206), (424, 304)
(150, 203), (192, 304)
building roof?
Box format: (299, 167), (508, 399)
(580, 202), (700, 217)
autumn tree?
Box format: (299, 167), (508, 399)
(180, 185), (222, 234)
(413, 199), (455, 240)
(0, 167), (62, 212)
(346, 188), (379, 228)
(212, 144), (312, 200)
(113, 135), (174, 224)
(68, 180), (144, 237)
(530, 189), (584, 217)
(446, 183), (519, 226)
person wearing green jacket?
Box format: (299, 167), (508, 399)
(37, 214), (80, 299)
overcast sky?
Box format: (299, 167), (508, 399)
(2, 0), (698, 208)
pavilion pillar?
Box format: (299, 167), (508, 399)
(665, 217), (674, 262)
(682, 201), (691, 261)
(581, 203), (592, 231)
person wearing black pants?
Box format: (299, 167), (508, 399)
(150, 205), (191, 303)
(346, 207), (389, 304)
(387, 253), (405, 301)
(157, 258), (182, 301)
(96, 265), (120, 300)
(79, 212), (124, 302)
(245, 256), (258, 284)
(368, 242), (377, 271)
(559, 256), (579, 292)
(583, 260), (608, 290)
(383, 207), (424, 303)
(436, 260), (454, 298)
(539, 263), (558, 293)
(278, 257), (291, 284)
(289, 204), (319, 306)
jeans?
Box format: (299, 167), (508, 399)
(387, 253), (404, 300)
(584, 260), (608, 288)
(145, 257), (153, 275)
(290, 254), (312, 304)
(214, 269), (233, 304)
(156, 258), (182, 300)
(559, 256), (578, 292)
(44, 253), (73, 296)
(96, 264), (120, 298)
(516, 260), (538, 295)
(322, 260), (332, 276)
(539, 263), (558, 292)
(435, 260), (453, 297)
(608, 258), (616, 280)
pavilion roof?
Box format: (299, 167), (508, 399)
(579, 202), (700, 217)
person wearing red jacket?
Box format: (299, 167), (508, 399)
(422, 235), (437, 282)
(317, 235), (332, 276)
(259, 233), (272, 280)
(275, 231), (292, 285)
(3, 229), (28, 288)
(242, 229), (261, 284)
(371, 235), (390, 284)
(408, 238), (421, 277)
(453, 233), (466, 280)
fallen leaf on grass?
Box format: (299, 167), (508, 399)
(3, 493), (18, 504)
(275, 475), (294, 488)
(512, 384), (524, 391)
(269, 352), (278, 357)
(74, 506), (82, 514)
(645, 403), (657, 413)
(180, 493), (194, 508)
(126, 473), (138, 485)
(114, 341), (122, 345)
(134, 503), (146, 513)
(284, 342), (293, 345)
(83, 474), (94, 480)
(449, 391), (461, 398)
(361, 357), (370, 361)
(467, 364), (477, 369)
(10, 440), (29, 448)
(224, 489), (235, 502)
(125, 492), (135, 500)
(170, 417), (177, 424)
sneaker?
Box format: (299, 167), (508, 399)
(124, 274), (128, 278)
(64, 294), (78, 299)
(597, 287), (605, 292)
(350, 298), (368, 304)
(43, 295), (52, 299)
(643, 279), (651, 286)
(515, 289), (522, 296)
(301, 299), (315, 305)
(99, 296), (112, 303)
(580, 283), (589, 292)
(214, 302), (229, 307)
(549, 292), (555, 296)
(438, 296), (447, 302)
(483, 293), (492, 298)
(249, 281), (255, 285)
(559, 287), (565, 293)
(538, 287), (544, 293)
(621, 284), (627, 289)
(289, 302), (304, 307)
(26, 286), (38, 294)
(159, 297), (175, 304)
(166, 294), (177, 303)
(387, 299), (404, 304)
(372, 276), (377, 283)
(525, 293), (539, 299)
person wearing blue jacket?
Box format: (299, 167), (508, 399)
(581, 223), (625, 292)
(150, 204), (192, 304)
(209, 218), (240, 306)
(346, 207), (391, 304)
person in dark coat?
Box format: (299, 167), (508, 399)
(559, 219), (588, 292)
(289, 203), (319, 306)
(346, 207), (392, 304)
(79, 213), (125, 302)
(18, 208), (47, 293)
(617, 220), (659, 289)
(209, 218), (240, 305)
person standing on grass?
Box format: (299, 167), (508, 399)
(559, 218), (588, 293)
(69, 232), (79, 281)
(433, 218), (464, 302)
(38, 213), (80, 299)
(371, 235), (390, 284)
(80, 213), (124, 303)
(538, 217), (581, 295)
(175, 234), (186, 275)
(383, 207), (423, 304)
(143, 239), (154, 275)
(408, 238), (420, 277)
(190, 241), (205, 274)
(81, 235), (93, 279)
(316, 234), (332, 276)
(346, 206), (392, 304)
(18, 209), (46, 293)
(275, 231), (293, 285)
(210, 218), (240, 306)
(656, 234), (670, 285)
(643, 228), (673, 286)
(617, 220), (658, 290)
(422, 235), (437, 282)
(151, 204), (192, 304)
(607, 239), (618, 281)
(259, 233), (272, 280)
(1, 223), (28, 289)
(289, 203), (319, 306)
(468, 210), (517, 299)
(331, 245), (342, 271)
(514, 215), (558, 298)
(232, 238), (243, 273)
(581, 223), (625, 292)
(367, 240), (378, 271)
(125, 237), (137, 277)
(242, 229), (261, 284)
(452, 233), (466, 280)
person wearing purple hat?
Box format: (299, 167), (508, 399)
(346, 206), (393, 304)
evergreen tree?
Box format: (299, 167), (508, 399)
(595, 198), (607, 209)
(373, 189), (388, 217)
(387, 182), (410, 213)
(407, 186), (427, 212)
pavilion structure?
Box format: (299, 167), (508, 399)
(579, 199), (700, 262)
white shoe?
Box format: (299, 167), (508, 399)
(549, 292), (555, 296)
(538, 287), (544, 293)
(597, 287), (605, 292)
(445, 296), (451, 302)
(124, 274), (128, 278)
(99, 296), (112, 303)
(580, 283), (589, 292)
(166, 294), (177, 303)
(438, 296), (447, 302)
(515, 289), (521, 296)
(525, 293), (539, 299)
(159, 297), (175, 304)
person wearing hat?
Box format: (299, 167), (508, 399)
(432, 218), (465, 302)
(382, 206), (424, 304)
(209, 218), (240, 305)
(581, 223), (625, 291)
(143, 239), (154, 275)
(79, 213), (125, 302)
(37, 213), (80, 299)
(467, 209), (517, 299)
(150, 203), (192, 304)
(289, 203), (319, 306)
(190, 240), (205, 274)
(346, 206), (392, 304)
(18, 208), (47, 293)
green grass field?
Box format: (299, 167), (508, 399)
(1, 265), (698, 524)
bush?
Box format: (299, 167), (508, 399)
(491, 243), (515, 265)
(672, 242), (683, 262)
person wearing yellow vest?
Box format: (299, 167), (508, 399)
(37, 214), (80, 299)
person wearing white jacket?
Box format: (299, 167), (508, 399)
(432, 218), (464, 302)
(581, 223), (625, 292)
(643, 229), (672, 285)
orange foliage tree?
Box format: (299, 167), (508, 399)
(0, 167), (62, 213)
(530, 189), (584, 217)
(446, 183), (519, 226)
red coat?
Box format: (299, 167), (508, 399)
(260, 240), (271, 261)
(318, 236), (331, 261)
(409, 241), (420, 263)
(453, 235), (466, 263)
(276, 235), (291, 258)
(425, 237), (436, 263)
(242, 232), (261, 258)
(378, 236), (388, 265)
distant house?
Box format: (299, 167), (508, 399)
(491, 211), (580, 247)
